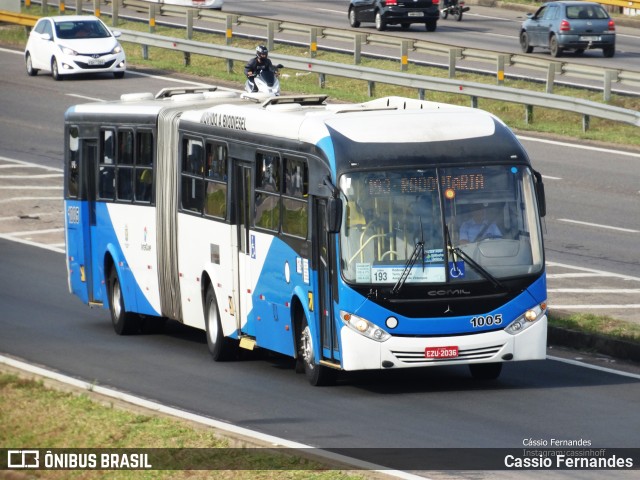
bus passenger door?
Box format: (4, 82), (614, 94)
(315, 200), (339, 363)
(234, 163), (254, 336)
(83, 140), (100, 303)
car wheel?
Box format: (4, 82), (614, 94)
(26, 53), (38, 76)
(375, 11), (386, 31)
(51, 58), (62, 81)
(425, 19), (437, 32)
(205, 284), (237, 361)
(549, 35), (562, 58)
(603, 46), (615, 58)
(469, 362), (502, 380)
(520, 31), (533, 54)
(298, 316), (335, 386)
(348, 8), (360, 28)
(109, 267), (141, 335)
(114, 71), (125, 79)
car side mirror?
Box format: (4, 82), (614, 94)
(40, 33), (52, 41)
(533, 171), (546, 218)
(112, 31), (122, 38)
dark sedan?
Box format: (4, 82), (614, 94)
(348, 0), (440, 32)
(520, 1), (615, 57)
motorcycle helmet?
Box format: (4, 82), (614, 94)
(256, 45), (268, 59)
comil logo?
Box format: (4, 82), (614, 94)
(8, 450), (39, 468)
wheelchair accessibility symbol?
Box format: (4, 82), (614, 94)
(449, 261), (465, 278)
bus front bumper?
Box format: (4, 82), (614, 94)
(339, 316), (547, 371)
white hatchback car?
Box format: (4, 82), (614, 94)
(25, 15), (126, 80)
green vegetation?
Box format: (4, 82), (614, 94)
(549, 312), (640, 343)
(0, 372), (366, 479)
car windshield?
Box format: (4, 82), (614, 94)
(339, 165), (544, 286)
(55, 21), (111, 40)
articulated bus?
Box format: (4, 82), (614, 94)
(64, 87), (547, 385)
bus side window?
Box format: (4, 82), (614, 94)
(180, 138), (204, 213)
(67, 126), (80, 199)
(204, 142), (227, 219)
(135, 130), (154, 204)
(255, 152), (281, 231)
(116, 130), (134, 201)
(282, 156), (308, 238)
(98, 129), (115, 200)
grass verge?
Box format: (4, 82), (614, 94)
(0, 371), (367, 479)
(549, 312), (640, 343)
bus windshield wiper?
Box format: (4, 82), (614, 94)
(392, 217), (426, 295)
(445, 226), (505, 291)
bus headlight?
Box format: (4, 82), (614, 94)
(340, 311), (390, 342)
(505, 302), (547, 335)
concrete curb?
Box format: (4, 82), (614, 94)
(548, 326), (640, 363)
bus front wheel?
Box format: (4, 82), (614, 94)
(108, 268), (141, 335)
(298, 317), (335, 386)
(205, 285), (237, 361)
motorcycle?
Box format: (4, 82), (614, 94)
(244, 65), (284, 96)
(440, 0), (470, 22)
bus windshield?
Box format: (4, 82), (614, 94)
(339, 165), (544, 286)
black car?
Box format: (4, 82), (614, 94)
(348, 0), (440, 32)
(520, 1), (615, 58)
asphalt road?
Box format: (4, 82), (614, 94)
(1, 25), (640, 477)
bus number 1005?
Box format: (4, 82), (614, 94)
(470, 314), (502, 328)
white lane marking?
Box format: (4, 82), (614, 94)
(0, 197), (61, 203)
(547, 273), (618, 279)
(0, 234), (65, 253)
(547, 355), (640, 380)
(0, 174), (63, 179)
(66, 94), (105, 102)
(519, 135), (640, 158)
(541, 174), (562, 180)
(0, 355), (426, 480)
(8, 228), (64, 236)
(547, 261), (640, 282)
(0, 157), (63, 172)
(0, 186), (62, 189)
(557, 218), (639, 233)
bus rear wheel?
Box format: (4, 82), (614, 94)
(108, 268), (141, 335)
(469, 362), (502, 380)
(298, 317), (335, 386)
(205, 285), (237, 361)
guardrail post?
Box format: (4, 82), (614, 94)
(471, 96), (478, 109)
(225, 15), (233, 46)
(448, 48), (461, 79)
(418, 89), (425, 101)
(75, 0), (81, 15)
(184, 8), (194, 67)
(368, 81), (375, 98)
(93, 0), (100, 17)
(319, 73), (325, 89)
(582, 115), (590, 132)
(400, 41), (409, 72)
(112, 0), (119, 26)
(496, 55), (508, 86)
(525, 105), (533, 125)
(267, 22), (277, 51)
(354, 34), (365, 65)
(603, 70), (617, 102)
(149, 4), (156, 34)
(310, 28), (320, 58)
(41, 0), (48, 14)
(546, 62), (560, 94)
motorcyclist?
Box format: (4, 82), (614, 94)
(245, 45), (275, 93)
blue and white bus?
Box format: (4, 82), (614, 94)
(64, 88), (547, 385)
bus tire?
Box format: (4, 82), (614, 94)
(298, 317), (335, 386)
(205, 285), (237, 361)
(108, 268), (141, 335)
(469, 362), (502, 380)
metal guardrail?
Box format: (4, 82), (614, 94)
(4, 2), (640, 130)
